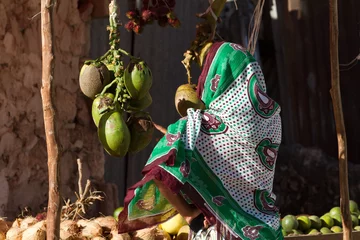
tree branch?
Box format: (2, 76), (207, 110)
(41, 0), (61, 239)
(329, 0), (352, 239)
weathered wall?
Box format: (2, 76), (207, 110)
(0, 0), (108, 219)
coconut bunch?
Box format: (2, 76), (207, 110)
(79, 1), (154, 158)
(2, 216), (131, 240)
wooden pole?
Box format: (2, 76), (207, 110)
(41, 0), (61, 239)
(329, 0), (352, 239)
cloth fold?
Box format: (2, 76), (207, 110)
(118, 42), (283, 240)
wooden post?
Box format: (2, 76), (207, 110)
(329, 0), (352, 239)
(41, 0), (61, 239)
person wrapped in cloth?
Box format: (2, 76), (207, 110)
(117, 41), (283, 240)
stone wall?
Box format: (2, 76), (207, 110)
(0, 0), (110, 220)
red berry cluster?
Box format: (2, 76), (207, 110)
(125, 0), (180, 34)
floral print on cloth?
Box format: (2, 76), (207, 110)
(117, 42), (284, 240)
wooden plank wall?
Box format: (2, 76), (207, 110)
(269, 0), (360, 162)
(90, 1), (209, 206)
(90, 0), (360, 208)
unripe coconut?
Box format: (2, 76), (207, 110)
(160, 214), (188, 235)
(124, 61), (152, 100)
(175, 84), (205, 117)
(60, 220), (80, 240)
(128, 92), (152, 111)
(22, 220), (46, 240)
(79, 62), (110, 99)
(127, 111), (154, 153)
(98, 110), (131, 157)
(92, 93), (116, 127)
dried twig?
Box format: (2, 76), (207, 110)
(61, 159), (104, 221)
(329, 0), (352, 239)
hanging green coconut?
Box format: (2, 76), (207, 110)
(127, 111), (154, 154)
(124, 60), (152, 100)
(98, 110), (131, 157)
(127, 92), (152, 111)
(79, 62), (110, 99)
(92, 93), (116, 127)
(175, 83), (205, 117)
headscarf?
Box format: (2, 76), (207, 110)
(118, 42), (283, 240)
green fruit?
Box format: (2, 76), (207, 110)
(79, 62), (110, 99)
(175, 84), (206, 117)
(124, 60), (152, 100)
(354, 226), (360, 231)
(309, 215), (322, 230)
(297, 215), (312, 231)
(305, 229), (320, 235)
(331, 225), (342, 233)
(287, 229), (303, 236)
(350, 200), (359, 213)
(320, 227), (332, 234)
(329, 207), (341, 218)
(98, 110), (131, 157)
(331, 213), (342, 226)
(92, 93), (115, 127)
(113, 206), (124, 221)
(281, 229), (288, 237)
(323, 212), (331, 217)
(128, 92), (152, 111)
(126, 111), (154, 154)
(320, 215), (334, 228)
(281, 215), (298, 232)
(352, 214), (359, 227)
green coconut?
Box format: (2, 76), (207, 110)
(98, 110), (130, 157)
(127, 92), (153, 111)
(127, 111), (154, 154)
(124, 60), (152, 100)
(175, 83), (205, 117)
(79, 62), (110, 99)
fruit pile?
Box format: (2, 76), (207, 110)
(114, 207), (190, 240)
(281, 200), (360, 236)
(79, 1), (154, 157)
(1, 216), (131, 240)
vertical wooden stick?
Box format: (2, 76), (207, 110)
(329, 0), (352, 239)
(41, 0), (61, 239)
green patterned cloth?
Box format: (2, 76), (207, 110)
(118, 42), (283, 240)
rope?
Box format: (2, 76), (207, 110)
(247, 0), (265, 55)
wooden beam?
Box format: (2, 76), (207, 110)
(328, 0), (352, 240)
(40, 0), (61, 239)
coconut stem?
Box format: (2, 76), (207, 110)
(100, 78), (118, 95)
(108, 0), (120, 50)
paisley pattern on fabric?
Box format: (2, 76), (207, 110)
(117, 42), (283, 240)
(248, 73), (279, 118)
(255, 138), (280, 171)
(254, 189), (279, 215)
(200, 113), (228, 135)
